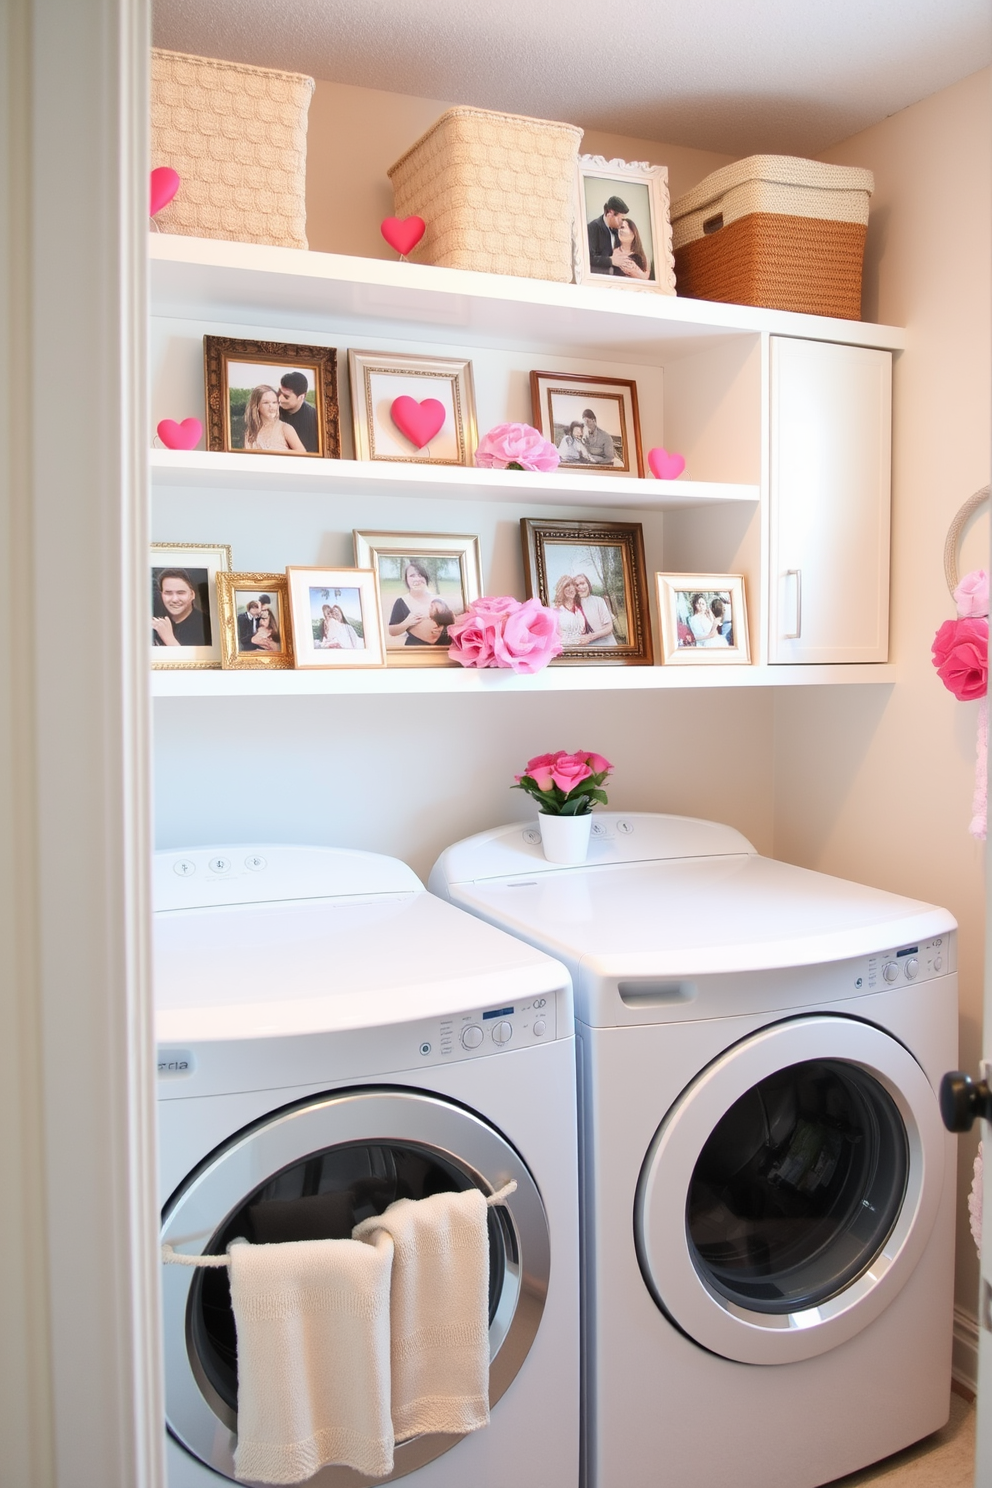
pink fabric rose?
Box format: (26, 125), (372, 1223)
(474, 423), (560, 472)
(449, 597), (562, 674)
(932, 616), (989, 701)
(582, 751), (613, 775)
(549, 752), (595, 793)
(517, 751), (565, 791)
(954, 569), (990, 619)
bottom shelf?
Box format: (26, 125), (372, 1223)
(151, 663), (897, 697)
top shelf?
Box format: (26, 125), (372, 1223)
(149, 235), (906, 363)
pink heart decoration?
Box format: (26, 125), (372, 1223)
(390, 396), (446, 450)
(380, 216), (426, 256)
(157, 417), (202, 451)
(647, 447), (686, 481)
(150, 166), (181, 217)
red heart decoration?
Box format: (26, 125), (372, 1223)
(157, 417), (202, 451)
(150, 166), (181, 217)
(647, 446), (686, 481)
(390, 396), (446, 450)
(380, 216), (426, 256)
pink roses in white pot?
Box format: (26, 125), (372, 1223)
(512, 750), (614, 864)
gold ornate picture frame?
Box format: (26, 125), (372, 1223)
(348, 350), (477, 466)
(203, 336), (340, 457)
(216, 573), (294, 671)
(521, 519), (653, 665)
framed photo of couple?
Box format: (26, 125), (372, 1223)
(216, 573), (293, 671)
(151, 542), (231, 669)
(285, 567), (387, 670)
(521, 519), (653, 666)
(353, 531), (483, 668)
(530, 372), (643, 478)
(576, 155), (676, 295)
(656, 573), (751, 665)
(203, 336), (340, 458)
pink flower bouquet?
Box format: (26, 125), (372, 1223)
(474, 423), (560, 472)
(512, 750), (613, 816)
(448, 596), (563, 674)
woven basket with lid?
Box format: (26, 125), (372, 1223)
(151, 48), (314, 249)
(671, 155), (874, 319)
(387, 107), (583, 282)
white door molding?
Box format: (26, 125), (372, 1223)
(0, 1), (162, 1483)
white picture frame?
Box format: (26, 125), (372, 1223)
(285, 567), (387, 670)
(656, 573), (751, 664)
(575, 156), (676, 295)
(150, 542), (231, 669)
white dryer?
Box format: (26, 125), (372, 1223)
(154, 844), (579, 1488)
(429, 813), (958, 1488)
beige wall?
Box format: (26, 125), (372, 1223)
(775, 68), (991, 1317)
(304, 78), (733, 258)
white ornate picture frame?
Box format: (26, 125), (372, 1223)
(575, 156), (676, 295)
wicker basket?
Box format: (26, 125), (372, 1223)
(387, 107), (583, 281)
(671, 156), (874, 319)
(151, 48), (314, 249)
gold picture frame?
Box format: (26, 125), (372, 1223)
(203, 336), (340, 457)
(151, 542), (231, 669)
(656, 573), (751, 664)
(216, 573), (294, 670)
(521, 518), (653, 665)
(285, 567), (387, 670)
(353, 531), (483, 668)
(348, 350), (477, 466)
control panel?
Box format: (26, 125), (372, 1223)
(863, 937), (950, 992)
(153, 843), (421, 911)
(418, 996), (557, 1064)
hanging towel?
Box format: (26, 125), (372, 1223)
(229, 1231), (395, 1484)
(353, 1188), (491, 1441)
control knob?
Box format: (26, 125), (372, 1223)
(461, 1025), (484, 1050)
(904, 958), (919, 979)
(882, 962), (899, 983)
(491, 1021), (513, 1046)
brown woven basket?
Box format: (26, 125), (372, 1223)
(388, 107), (583, 281)
(674, 213), (868, 319)
(151, 48), (314, 249)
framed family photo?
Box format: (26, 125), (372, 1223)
(353, 531), (483, 668)
(576, 155), (676, 295)
(656, 573), (750, 665)
(530, 372), (643, 477)
(521, 519), (653, 665)
(348, 350), (477, 466)
(203, 336), (340, 457)
(151, 542), (231, 669)
(285, 567), (386, 670)
(216, 573), (294, 671)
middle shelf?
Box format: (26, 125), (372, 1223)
(150, 449), (759, 512)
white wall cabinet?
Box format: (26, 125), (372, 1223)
(767, 337), (892, 664)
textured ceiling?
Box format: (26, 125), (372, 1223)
(153, 0), (991, 156)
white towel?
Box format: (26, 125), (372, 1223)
(353, 1189), (491, 1441)
(228, 1231), (395, 1484)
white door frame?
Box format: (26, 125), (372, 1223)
(0, 0), (163, 1483)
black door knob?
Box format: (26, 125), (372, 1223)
(939, 1071), (992, 1132)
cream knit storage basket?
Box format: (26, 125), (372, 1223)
(671, 156), (874, 319)
(387, 107), (583, 281)
(151, 48), (314, 249)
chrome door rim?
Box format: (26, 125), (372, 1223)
(635, 1017), (944, 1365)
(161, 1087), (551, 1486)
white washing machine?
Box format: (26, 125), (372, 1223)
(429, 813), (958, 1488)
(154, 844), (579, 1488)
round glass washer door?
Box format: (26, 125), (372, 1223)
(161, 1087), (551, 1486)
(635, 1016), (945, 1365)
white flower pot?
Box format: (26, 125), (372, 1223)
(538, 812), (592, 866)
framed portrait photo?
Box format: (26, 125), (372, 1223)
(353, 531), (483, 669)
(151, 542), (231, 669)
(203, 336), (339, 458)
(576, 155), (676, 295)
(656, 574), (751, 665)
(521, 519), (653, 665)
(348, 350), (477, 467)
(285, 567), (386, 670)
(530, 371), (643, 477)
(216, 573), (294, 671)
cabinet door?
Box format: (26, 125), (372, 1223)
(769, 337), (891, 663)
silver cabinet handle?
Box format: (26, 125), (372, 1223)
(784, 569), (802, 639)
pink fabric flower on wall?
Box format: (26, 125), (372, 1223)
(448, 596), (563, 674)
(931, 616), (989, 701)
(954, 569), (990, 619)
(474, 423), (560, 472)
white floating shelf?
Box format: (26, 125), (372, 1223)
(151, 663), (897, 698)
(149, 236), (906, 361)
(150, 449), (757, 511)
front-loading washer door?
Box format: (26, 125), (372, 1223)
(635, 1016), (945, 1365)
(161, 1087), (551, 1486)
